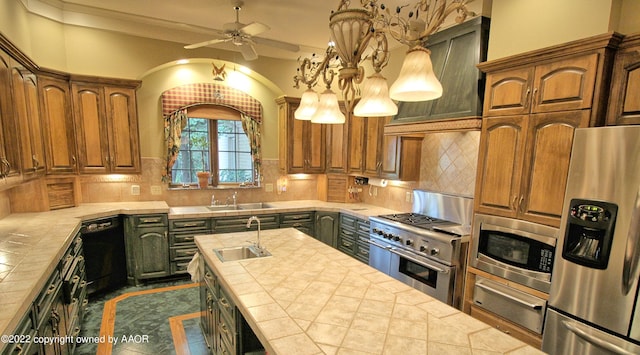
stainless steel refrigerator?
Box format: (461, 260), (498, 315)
(542, 126), (640, 354)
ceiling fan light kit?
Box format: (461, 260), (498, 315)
(293, 0), (475, 123)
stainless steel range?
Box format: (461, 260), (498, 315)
(368, 190), (473, 308)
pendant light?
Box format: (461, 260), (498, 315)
(311, 89), (346, 124)
(294, 88), (319, 120)
(353, 72), (398, 117)
(389, 46), (443, 102)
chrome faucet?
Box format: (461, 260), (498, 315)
(232, 191), (238, 206)
(211, 194), (217, 206)
(246, 216), (263, 253)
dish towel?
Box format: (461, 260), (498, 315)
(187, 252), (202, 282)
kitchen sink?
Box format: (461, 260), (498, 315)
(213, 245), (271, 262)
(205, 202), (272, 211)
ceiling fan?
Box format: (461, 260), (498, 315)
(184, 0), (300, 60)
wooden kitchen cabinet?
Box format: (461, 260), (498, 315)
(351, 115), (422, 181)
(480, 32), (621, 126)
(39, 74), (78, 175)
(315, 211), (339, 248)
(276, 96), (326, 174)
(0, 50), (21, 182)
(326, 114), (349, 173)
(474, 111), (589, 227)
(169, 218), (212, 275)
(12, 60), (45, 179)
(71, 79), (141, 174)
(607, 33), (640, 125)
(124, 214), (170, 284)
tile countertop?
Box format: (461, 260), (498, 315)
(196, 228), (545, 355)
(0, 201), (170, 343)
(0, 200), (393, 346)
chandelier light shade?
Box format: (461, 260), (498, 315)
(389, 46), (443, 102)
(311, 89), (346, 124)
(294, 89), (319, 120)
(353, 72), (398, 117)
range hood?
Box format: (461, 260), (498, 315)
(384, 17), (489, 136)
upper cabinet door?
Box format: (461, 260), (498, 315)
(0, 52), (20, 179)
(483, 67), (534, 117)
(12, 63), (45, 178)
(39, 75), (77, 174)
(474, 115), (528, 218)
(104, 86), (140, 173)
(72, 83), (110, 174)
(531, 53), (598, 114)
(607, 34), (640, 125)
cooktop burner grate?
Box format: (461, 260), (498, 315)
(377, 213), (459, 231)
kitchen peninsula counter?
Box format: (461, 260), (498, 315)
(196, 228), (544, 354)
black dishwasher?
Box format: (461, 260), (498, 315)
(80, 216), (127, 295)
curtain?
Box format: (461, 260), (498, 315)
(162, 108), (188, 182)
(240, 113), (262, 182)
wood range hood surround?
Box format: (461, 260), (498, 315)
(383, 16), (490, 136)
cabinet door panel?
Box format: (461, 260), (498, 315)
(25, 75), (45, 172)
(326, 123), (347, 173)
(135, 230), (169, 278)
(106, 87), (140, 173)
(40, 76), (77, 174)
(532, 53), (597, 113)
(520, 111), (590, 227)
(483, 68), (533, 116)
(289, 117), (305, 173)
(307, 122), (325, 173)
(0, 53), (19, 178)
(347, 115), (364, 173)
(73, 85), (109, 173)
(474, 116), (527, 217)
(363, 117), (382, 175)
(380, 135), (400, 179)
(607, 41), (640, 125)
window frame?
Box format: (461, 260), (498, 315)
(170, 105), (255, 188)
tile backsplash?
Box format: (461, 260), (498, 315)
(4, 130), (480, 213)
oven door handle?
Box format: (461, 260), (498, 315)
(475, 280), (544, 310)
(366, 237), (392, 250)
(389, 248), (449, 274)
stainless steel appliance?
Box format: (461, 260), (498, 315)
(543, 126), (640, 354)
(368, 190), (473, 307)
(470, 214), (558, 293)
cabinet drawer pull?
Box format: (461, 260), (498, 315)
(342, 241), (353, 248)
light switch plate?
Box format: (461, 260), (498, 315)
(131, 185), (141, 195)
(264, 183), (274, 192)
(406, 191), (412, 203)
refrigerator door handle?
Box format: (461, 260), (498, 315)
(622, 187), (640, 295)
(563, 319), (636, 355)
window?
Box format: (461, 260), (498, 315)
(171, 107), (254, 187)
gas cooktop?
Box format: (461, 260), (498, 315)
(377, 212), (461, 232)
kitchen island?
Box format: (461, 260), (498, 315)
(196, 228), (544, 354)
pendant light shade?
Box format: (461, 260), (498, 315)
(353, 72), (398, 117)
(311, 89), (346, 124)
(294, 89), (319, 120)
(389, 46), (443, 102)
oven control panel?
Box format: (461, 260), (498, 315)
(370, 221), (459, 265)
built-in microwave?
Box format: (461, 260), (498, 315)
(470, 214), (559, 293)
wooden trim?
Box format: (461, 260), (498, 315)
(477, 32), (623, 73)
(97, 283), (199, 355)
(383, 117), (482, 135)
(169, 312), (200, 355)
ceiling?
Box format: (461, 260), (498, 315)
(29, 0), (411, 61)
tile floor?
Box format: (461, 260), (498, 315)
(76, 278), (209, 355)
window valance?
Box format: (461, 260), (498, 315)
(161, 83), (262, 123)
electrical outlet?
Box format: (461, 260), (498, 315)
(406, 191), (412, 203)
(131, 185), (140, 195)
(151, 185), (162, 195)
(264, 183), (274, 192)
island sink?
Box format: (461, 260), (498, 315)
(213, 245), (271, 262)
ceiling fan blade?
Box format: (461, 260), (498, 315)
(240, 22), (270, 37)
(184, 38), (228, 49)
(252, 37), (300, 52)
(239, 42), (258, 61)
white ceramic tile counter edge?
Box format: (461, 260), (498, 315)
(0, 201), (169, 345)
(196, 228), (545, 355)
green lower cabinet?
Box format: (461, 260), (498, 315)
(124, 214), (170, 284)
(280, 211), (315, 236)
(315, 212), (339, 248)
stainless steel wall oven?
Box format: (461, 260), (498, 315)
(470, 214), (558, 293)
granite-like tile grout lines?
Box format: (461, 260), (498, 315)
(96, 283), (199, 355)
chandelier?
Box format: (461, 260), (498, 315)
(293, 0), (475, 123)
